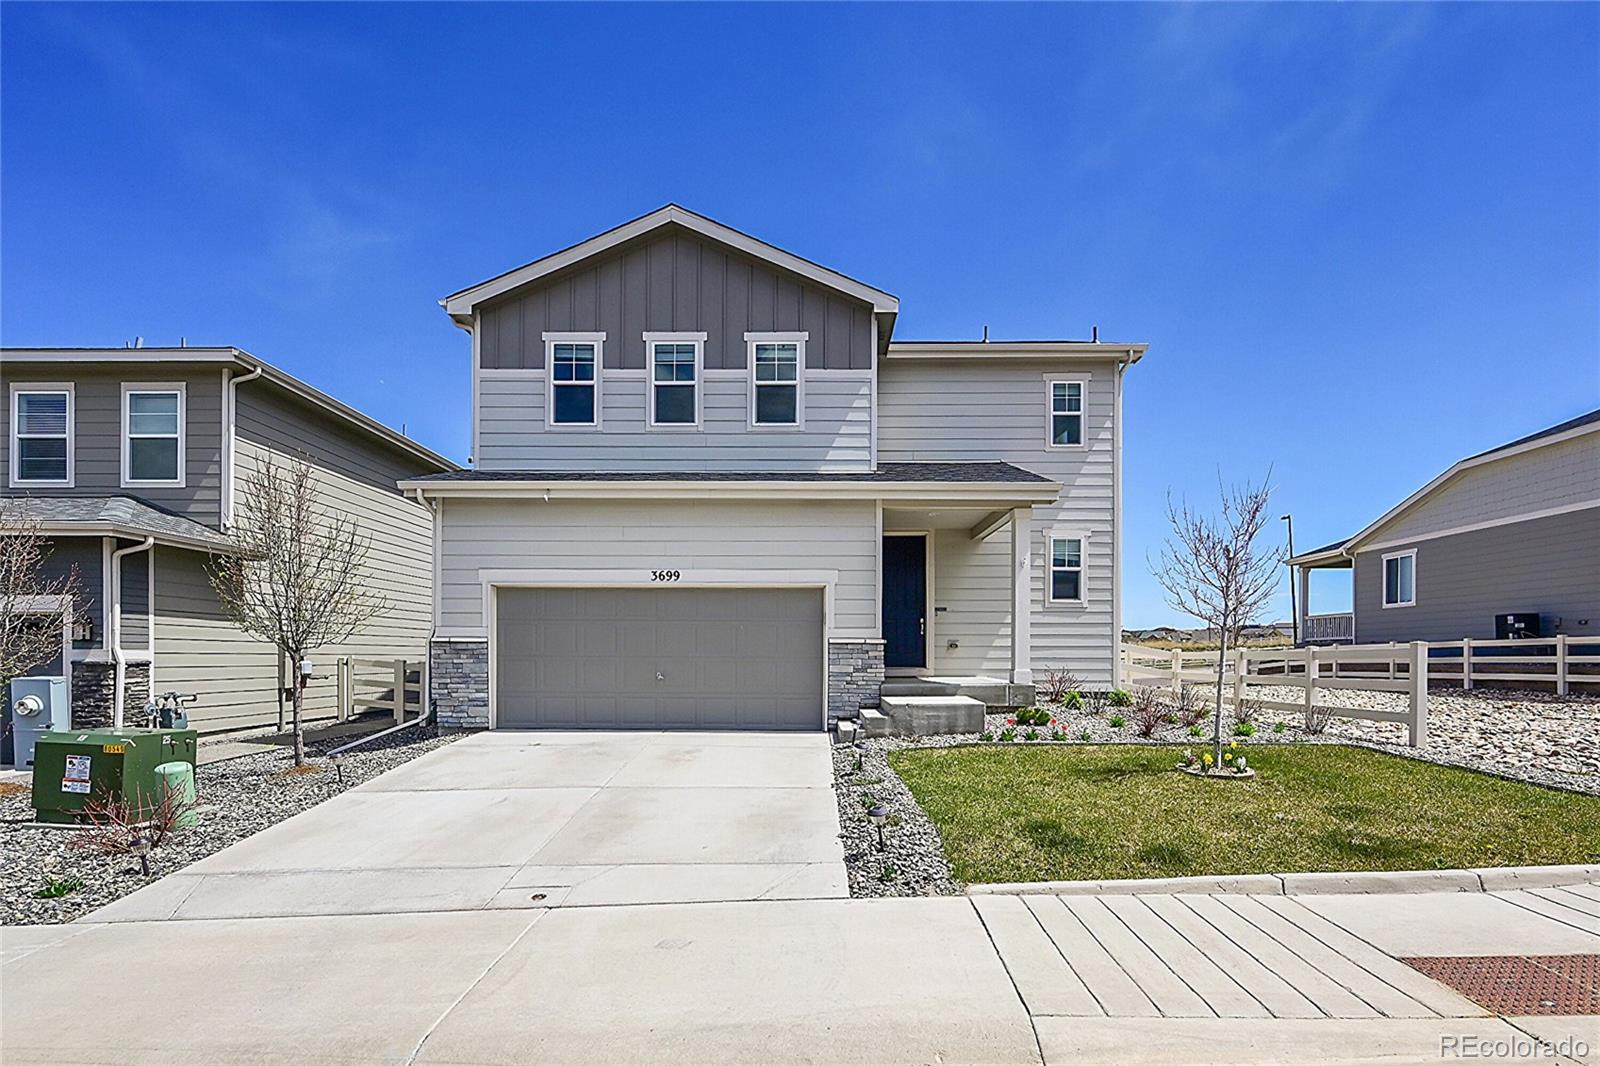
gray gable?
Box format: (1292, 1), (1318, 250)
(477, 224), (875, 372)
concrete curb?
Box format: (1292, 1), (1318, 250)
(967, 863), (1600, 897)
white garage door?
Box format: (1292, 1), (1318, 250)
(495, 587), (824, 730)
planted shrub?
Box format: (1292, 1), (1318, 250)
(1232, 695), (1262, 728)
(1084, 689), (1108, 715)
(1272, 721), (1286, 734)
(1061, 691), (1084, 712)
(999, 727), (1018, 742)
(1233, 721), (1257, 737)
(1173, 684), (1209, 728)
(1078, 730), (1092, 741)
(980, 731), (994, 742)
(1109, 714), (1126, 729)
(1024, 728), (1040, 741)
(1131, 686), (1166, 738)
(1188, 724), (1204, 737)
(1303, 704), (1335, 735)
(1037, 668), (1084, 704)
(1108, 689), (1133, 708)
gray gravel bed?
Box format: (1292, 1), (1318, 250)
(831, 742), (959, 898)
(2, 726), (462, 926)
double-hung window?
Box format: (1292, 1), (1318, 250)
(645, 333), (704, 427)
(1048, 534), (1085, 603)
(123, 385), (184, 486)
(11, 386), (73, 486)
(748, 333), (804, 427)
(1048, 380), (1083, 447)
(546, 335), (602, 426)
(1382, 550), (1416, 608)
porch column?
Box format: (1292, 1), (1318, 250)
(1010, 507), (1033, 684)
(1296, 565), (1310, 644)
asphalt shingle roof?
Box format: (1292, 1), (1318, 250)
(408, 461), (1052, 484)
(5, 495), (233, 549)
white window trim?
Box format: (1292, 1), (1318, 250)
(1381, 548), (1417, 609)
(543, 332), (605, 430)
(121, 382), (187, 488)
(746, 332), (807, 430)
(1045, 378), (1087, 450)
(644, 332), (706, 430)
(1044, 529), (1088, 605)
(10, 382), (76, 487)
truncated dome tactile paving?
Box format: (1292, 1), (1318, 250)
(1402, 955), (1600, 1015)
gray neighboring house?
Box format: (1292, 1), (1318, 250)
(406, 205), (1146, 732)
(1288, 408), (1600, 645)
(2, 347), (455, 739)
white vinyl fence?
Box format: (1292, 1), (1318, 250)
(334, 656), (427, 725)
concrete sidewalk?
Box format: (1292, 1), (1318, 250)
(4, 886), (1595, 1065)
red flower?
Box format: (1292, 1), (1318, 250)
(1006, 718), (1016, 725)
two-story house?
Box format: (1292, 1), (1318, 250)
(405, 206), (1144, 733)
(2, 347), (455, 740)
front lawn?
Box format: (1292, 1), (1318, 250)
(888, 744), (1600, 885)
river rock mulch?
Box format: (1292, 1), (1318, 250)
(2, 726), (461, 926)
(832, 687), (1600, 897)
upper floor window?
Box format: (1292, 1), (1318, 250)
(123, 385), (185, 487)
(1048, 380), (1083, 447)
(11, 385), (73, 486)
(748, 333), (805, 427)
(1047, 534), (1084, 603)
(545, 333), (604, 427)
(646, 333), (705, 428)
(1382, 550), (1415, 608)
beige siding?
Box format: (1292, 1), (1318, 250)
(437, 498), (878, 636)
(879, 358), (1120, 687)
(151, 386), (436, 731)
(478, 375), (871, 472)
(1370, 432), (1600, 546)
(1, 363), (225, 527)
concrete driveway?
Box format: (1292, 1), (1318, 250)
(90, 730), (847, 922)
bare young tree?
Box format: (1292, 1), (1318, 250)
(208, 456), (384, 765)
(0, 502), (80, 692)
(1150, 475), (1283, 770)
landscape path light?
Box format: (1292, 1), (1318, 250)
(867, 803), (889, 850)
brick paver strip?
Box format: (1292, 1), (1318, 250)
(1401, 955), (1600, 1016)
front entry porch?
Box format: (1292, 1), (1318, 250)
(868, 504), (1040, 737)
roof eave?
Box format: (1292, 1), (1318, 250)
(441, 205), (900, 318)
(32, 522), (232, 553)
(398, 478), (1061, 503)
(885, 342), (1147, 364)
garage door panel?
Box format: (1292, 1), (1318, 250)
(495, 587), (823, 731)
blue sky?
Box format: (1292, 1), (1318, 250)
(4, 3), (1597, 628)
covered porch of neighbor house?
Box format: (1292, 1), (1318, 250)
(1288, 540), (1355, 645)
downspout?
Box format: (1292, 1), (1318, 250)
(110, 536), (155, 728)
(223, 364), (264, 529)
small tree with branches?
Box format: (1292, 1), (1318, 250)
(208, 456), (384, 765)
(1, 502), (80, 695)
(1150, 475), (1283, 771)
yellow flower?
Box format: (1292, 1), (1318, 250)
(1202, 753), (1214, 765)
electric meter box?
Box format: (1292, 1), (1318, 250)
(31, 728), (198, 825)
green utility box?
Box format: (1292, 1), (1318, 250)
(31, 729), (198, 825)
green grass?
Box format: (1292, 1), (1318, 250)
(887, 744), (1600, 884)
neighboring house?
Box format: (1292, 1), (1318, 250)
(1287, 409), (1600, 645)
(2, 347), (455, 738)
(404, 205), (1145, 732)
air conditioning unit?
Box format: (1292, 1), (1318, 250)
(1495, 612), (1542, 640)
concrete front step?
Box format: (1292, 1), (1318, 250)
(877, 695), (985, 736)
(858, 708), (891, 739)
(878, 676), (1034, 709)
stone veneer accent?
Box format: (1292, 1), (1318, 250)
(431, 638), (490, 730)
(828, 638), (885, 727)
(69, 660), (154, 730)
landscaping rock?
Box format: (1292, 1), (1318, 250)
(1, 726), (461, 925)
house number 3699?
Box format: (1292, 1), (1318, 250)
(650, 570), (682, 582)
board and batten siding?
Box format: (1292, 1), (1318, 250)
(1367, 432), (1600, 546)
(437, 498), (878, 637)
(1, 363), (225, 528)
(477, 375), (871, 472)
(478, 227), (873, 372)
(151, 386), (437, 731)
(878, 358), (1120, 686)
(1353, 507), (1600, 643)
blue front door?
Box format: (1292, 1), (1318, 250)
(882, 535), (927, 669)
